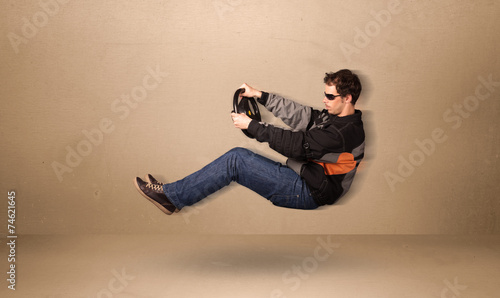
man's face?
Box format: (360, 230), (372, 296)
(323, 84), (345, 115)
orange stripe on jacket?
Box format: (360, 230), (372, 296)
(313, 153), (356, 175)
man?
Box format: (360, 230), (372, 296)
(134, 69), (365, 214)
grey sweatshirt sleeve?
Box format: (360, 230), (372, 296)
(258, 92), (313, 132)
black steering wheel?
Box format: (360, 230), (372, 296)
(232, 88), (261, 138)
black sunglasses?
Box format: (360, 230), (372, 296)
(324, 92), (342, 101)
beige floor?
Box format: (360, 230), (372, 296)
(1, 235), (499, 298)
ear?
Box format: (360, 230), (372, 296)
(344, 94), (353, 104)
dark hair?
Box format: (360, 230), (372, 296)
(324, 69), (362, 104)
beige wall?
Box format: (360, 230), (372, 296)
(1, 0), (499, 234)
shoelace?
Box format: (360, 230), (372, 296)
(146, 182), (163, 192)
(149, 176), (165, 186)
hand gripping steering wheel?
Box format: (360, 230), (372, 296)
(232, 88), (261, 138)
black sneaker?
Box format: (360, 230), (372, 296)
(145, 174), (164, 185)
(134, 177), (177, 215)
(144, 174), (180, 213)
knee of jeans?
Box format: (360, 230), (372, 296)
(227, 147), (251, 157)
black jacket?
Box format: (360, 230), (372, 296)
(247, 92), (365, 206)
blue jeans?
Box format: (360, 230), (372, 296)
(163, 147), (318, 210)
